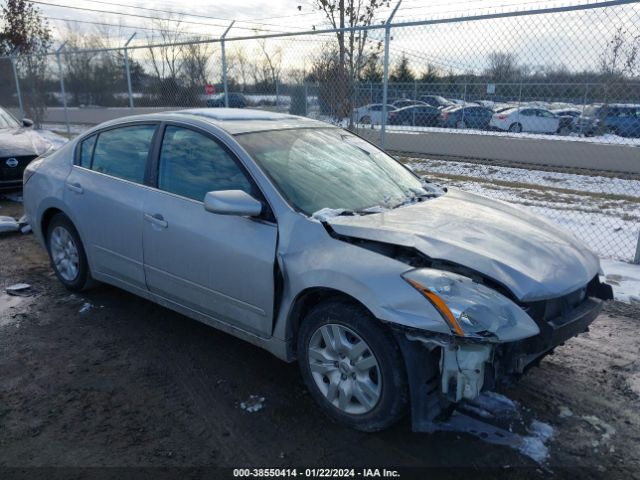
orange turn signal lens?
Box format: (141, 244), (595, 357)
(405, 278), (465, 337)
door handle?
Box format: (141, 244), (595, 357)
(66, 182), (83, 194)
(144, 213), (168, 229)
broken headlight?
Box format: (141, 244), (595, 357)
(403, 269), (539, 342)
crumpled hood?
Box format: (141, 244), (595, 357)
(327, 189), (600, 301)
(0, 128), (52, 157)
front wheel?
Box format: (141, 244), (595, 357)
(297, 300), (408, 432)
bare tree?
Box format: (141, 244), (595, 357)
(485, 52), (520, 82)
(314, 0), (388, 79)
(228, 46), (250, 91)
(313, 0), (388, 118)
(256, 37), (282, 90)
(600, 26), (639, 78)
(0, 0), (52, 125)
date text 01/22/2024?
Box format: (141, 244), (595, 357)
(233, 468), (401, 478)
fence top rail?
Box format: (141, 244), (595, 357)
(1, 0), (638, 60)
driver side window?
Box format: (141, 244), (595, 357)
(158, 126), (252, 202)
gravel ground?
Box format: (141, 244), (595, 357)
(1, 198), (639, 479)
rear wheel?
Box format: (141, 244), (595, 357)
(456, 120), (467, 129)
(46, 213), (93, 291)
(509, 122), (523, 133)
(297, 300), (408, 432)
(359, 115), (372, 125)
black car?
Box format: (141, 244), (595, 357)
(388, 105), (441, 126)
(440, 105), (494, 129)
(206, 93), (248, 108)
(418, 95), (455, 109)
(391, 99), (427, 109)
(0, 107), (52, 191)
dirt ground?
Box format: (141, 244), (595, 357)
(1, 198), (639, 479)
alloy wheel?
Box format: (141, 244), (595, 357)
(50, 226), (80, 282)
(307, 323), (382, 415)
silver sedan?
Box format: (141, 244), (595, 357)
(23, 109), (612, 432)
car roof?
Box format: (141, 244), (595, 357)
(91, 108), (333, 135)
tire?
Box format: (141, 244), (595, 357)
(297, 300), (408, 432)
(46, 213), (93, 291)
(456, 120), (466, 129)
(509, 122), (523, 133)
(359, 115), (371, 125)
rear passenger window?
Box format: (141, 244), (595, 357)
(79, 135), (96, 167)
(158, 126), (252, 202)
(91, 125), (156, 183)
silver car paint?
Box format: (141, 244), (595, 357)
(24, 109), (601, 365)
(328, 188), (600, 302)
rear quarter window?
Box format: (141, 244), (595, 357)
(78, 135), (97, 168)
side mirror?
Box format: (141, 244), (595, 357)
(22, 118), (34, 128)
(204, 190), (263, 217)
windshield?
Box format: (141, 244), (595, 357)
(235, 128), (429, 216)
(0, 108), (20, 129)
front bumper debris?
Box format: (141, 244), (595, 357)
(396, 287), (607, 432)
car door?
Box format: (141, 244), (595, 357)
(537, 109), (559, 133)
(519, 109), (538, 132)
(141, 123), (278, 336)
(64, 123), (158, 294)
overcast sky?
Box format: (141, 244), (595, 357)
(29, 0), (640, 74)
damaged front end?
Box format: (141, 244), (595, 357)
(393, 270), (612, 432)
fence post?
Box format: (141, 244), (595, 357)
(304, 82), (308, 116)
(381, 0), (403, 148)
(221, 21), (235, 108)
(124, 33), (136, 109)
(634, 233), (640, 265)
(9, 49), (24, 119)
(56, 43), (70, 137)
(460, 81), (467, 127)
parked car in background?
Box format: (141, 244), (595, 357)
(0, 106), (52, 191)
(391, 99), (427, 109)
(551, 108), (581, 118)
(440, 105), (494, 130)
(489, 107), (560, 133)
(388, 105), (440, 126)
(418, 95), (454, 109)
(575, 104), (640, 137)
(23, 108), (612, 433)
(353, 103), (397, 124)
(206, 93), (247, 108)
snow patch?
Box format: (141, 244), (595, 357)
(601, 259), (640, 303)
(240, 395), (265, 413)
(79, 302), (93, 314)
(311, 208), (348, 222)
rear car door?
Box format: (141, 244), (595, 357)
(141, 124), (278, 336)
(64, 123), (158, 294)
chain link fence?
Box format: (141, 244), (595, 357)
(1, 0), (639, 262)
